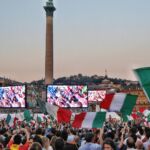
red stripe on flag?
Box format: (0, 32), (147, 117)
(131, 113), (138, 120)
(13, 117), (19, 128)
(57, 108), (72, 123)
(139, 107), (146, 113)
(100, 94), (114, 110)
(72, 112), (86, 128)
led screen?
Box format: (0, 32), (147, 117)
(0, 85), (26, 108)
(47, 85), (88, 107)
(88, 90), (106, 102)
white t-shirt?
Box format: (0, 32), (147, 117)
(42, 146), (53, 150)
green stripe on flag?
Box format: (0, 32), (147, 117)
(142, 85), (150, 101)
(147, 114), (150, 122)
(24, 110), (32, 122)
(134, 67), (150, 86)
(92, 112), (106, 128)
(6, 114), (11, 124)
(122, 114), (128, 122)
(134, 67), (150, 101)
(37, 116), (42, 123)
(120, 94), (137, 120)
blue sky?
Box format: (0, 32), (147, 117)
(0, 0), (150, 82)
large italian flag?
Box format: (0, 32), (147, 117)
(134, 67), (150, 102)
(46, 103), (72, 123)
(72, 112), (106, 128)
(100, 93), (137, 118)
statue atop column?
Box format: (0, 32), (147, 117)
(46, 0), (54, 7)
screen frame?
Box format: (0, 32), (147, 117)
(46, 84), (88, 108)
(0, 84), (27, 108)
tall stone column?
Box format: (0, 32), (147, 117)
(44, 0), (56, 85)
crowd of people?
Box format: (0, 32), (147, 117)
(0, 118), (150, 150)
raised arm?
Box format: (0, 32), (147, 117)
(99, 127), (104, 145)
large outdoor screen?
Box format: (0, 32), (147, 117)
(88, 90), (106, 102)
(47, 85), (88, 108)
(0, 85), (26, 108)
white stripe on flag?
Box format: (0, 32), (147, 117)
(16, 113), (24, 121)
(109, 93), (126, 112)
(46, 103), (59, 119)
(9, 114), (15, 127)
(81, 112), (96, 128)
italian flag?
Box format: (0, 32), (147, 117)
(134, 67), (150, 102)
(100, 93), (137, 119)
(6, 114), (18, 127)
(72, 112), (106, 128)
(46, 103), (72, 123)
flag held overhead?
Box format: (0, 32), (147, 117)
(100, 93), (137, 117)
(134, 67), (150, 102)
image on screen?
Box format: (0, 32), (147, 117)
(0, 85), (26, 108)
(88, 90), (106, 102)
(47, 85), (88, 108)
